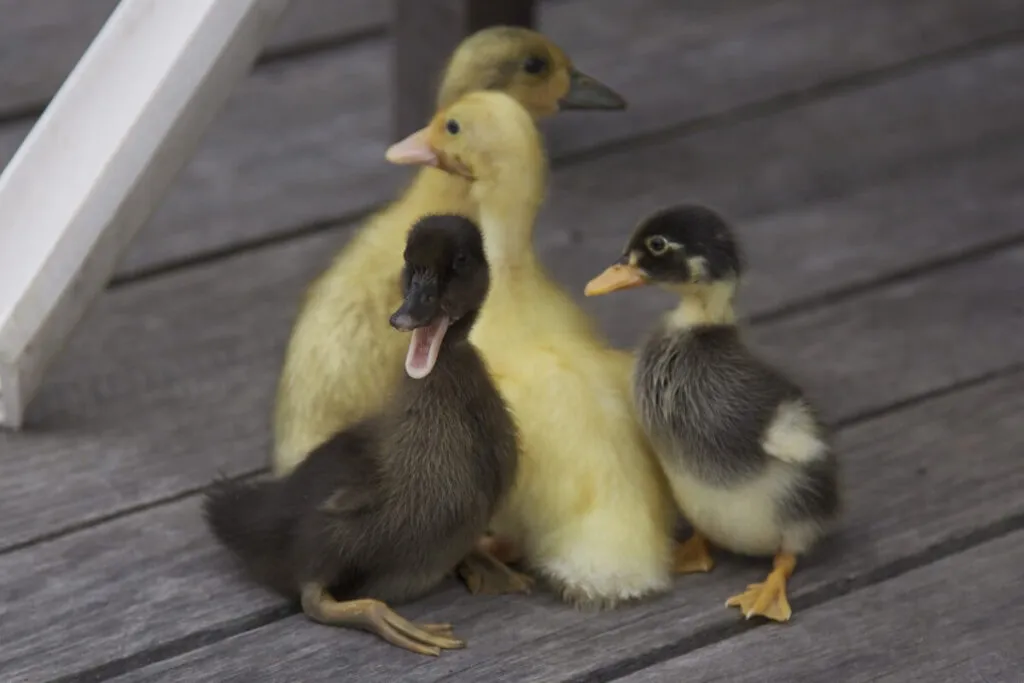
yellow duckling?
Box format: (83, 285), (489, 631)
(273, 27), (626, 476)
(386, 91), (675, 608)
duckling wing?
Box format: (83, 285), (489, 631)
(285, 419), (384, 518)
(643, 328), (798, 463)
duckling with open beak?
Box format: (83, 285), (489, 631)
(206, 215), (522, 655)
(585, 204), (841, 622)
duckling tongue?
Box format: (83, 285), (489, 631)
(405, 316), (451, 379)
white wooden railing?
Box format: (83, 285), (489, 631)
(0, 0), (291, 428)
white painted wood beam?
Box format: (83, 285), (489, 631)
(0, 0), (291, 428)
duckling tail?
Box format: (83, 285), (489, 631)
(203, 476), (295, 595)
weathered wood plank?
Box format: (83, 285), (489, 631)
(564, 131), (1024, 340)
(0, 0), (387, 118)
(393, 0), (537, 139)
(3, 82), (1024, 552)
(616, 531), (1024, 683)
(2, 217), (1022, 678)
(0, 497), (285, 683)
(95, 370), (1024, 683)
(1, 0), (1018, 279)
(0, 38), (1023, 679)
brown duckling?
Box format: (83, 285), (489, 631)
(584, 204), (840, 622)
(273, 26), (626, 476)
(205, 214), (520, 655)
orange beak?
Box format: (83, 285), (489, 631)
(584, 263), (648, 297)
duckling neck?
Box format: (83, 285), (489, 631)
(666, 281), (738, 329)
(472, 174), (544, 274)
(401, 167), (474, 218)
(445, 310), (480, 342)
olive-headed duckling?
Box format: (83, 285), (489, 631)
(205, 214), (521, 655)
(584, 204), (840, 622)
(273, 26), (626, 477)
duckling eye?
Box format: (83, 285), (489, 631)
(646, 236), (670, 255)
(523, 56), (548, 75)
(445, 119), (460, 135)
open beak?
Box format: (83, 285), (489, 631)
(559, 69), (627, 111)
(584, 263), (647, 296)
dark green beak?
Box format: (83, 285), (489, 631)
(559, 69), (627, 111)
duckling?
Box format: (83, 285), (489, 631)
(386, 91), (676, 609)
(204, 214), (521, 655)
(272, 26), (626, 476)
(583, 204), (840, 622)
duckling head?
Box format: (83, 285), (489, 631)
(386, 90), (545, 193)
(438, 26), (627, 118)
(390, 214), (490, 378)
(584, 204), (743, 298)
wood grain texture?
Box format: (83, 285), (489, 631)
(0, 0), (387, 118)
(0, 497), (285, 683)
(392, 0), (537, 138)
(3, 63), (1024, 551)
(0, 0), (1018, 279)
(617, 531), (1024, 683)
(2, 186), (1023, 679)
(102, 371), (1024, 683)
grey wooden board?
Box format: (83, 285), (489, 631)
(617, 531), (1024, 683)
(3, 61), (1024, 551)
(2, 232), (1024, 678)
(0, 0), (1018, 279)
(0, 497), (284, 683)
(97, 371), (1024, 683)
(0, 0), (388, 117)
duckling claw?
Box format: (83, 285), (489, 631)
(725, 552), (797, 622)
(457, 547), (535, 596)
(726, 579), (792, 622)
(673, 533), (715, 574)
(300, 587), (465, 656)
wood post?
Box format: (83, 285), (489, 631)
(392, 0), (536, 140)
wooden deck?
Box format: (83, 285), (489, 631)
(2, 1), (1023, 681)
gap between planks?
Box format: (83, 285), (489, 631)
(49, 364), (1024, 683)
(4, 243), (1022, 558)
(576, 511), (1024, 683)
(2, 0), (1017, 283)
(104, 26), (1024, 291)
(0, 0), (584, 125)
(609, 530), (1024, 683)
(5, 127), (1024, 556)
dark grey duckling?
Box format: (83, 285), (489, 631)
(584, 204), (839, 623)
(204, 214), (521, 655)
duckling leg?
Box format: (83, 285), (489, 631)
(476, 533), (524, 565)
(300, 584), (465, 656)
(674, 532), (715, 574)
(725, 552), (797, 622)
(457, 544), (535, 596)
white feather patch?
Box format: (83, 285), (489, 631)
(762, 400), (828, 465)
